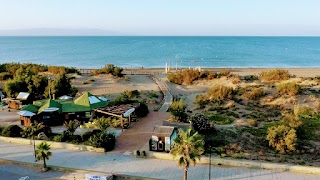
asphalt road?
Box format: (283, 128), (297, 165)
(0, 164), (65, 180)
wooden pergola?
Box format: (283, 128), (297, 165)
(94, 103), (140, 129)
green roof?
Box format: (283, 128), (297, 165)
(61, 101), (90, 113)
(32, 92), (108, 113)
(72, 92), (108, 111)
(21, 104), (39, 113)
(38, 99), (62, 113)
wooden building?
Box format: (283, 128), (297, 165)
(150, 126), (178, 152)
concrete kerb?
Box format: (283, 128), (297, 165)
(0, 158), (103, 174)
(139, 151), (320, 175)
(0, 136), (105, 153)
(0, 158), (157, 180)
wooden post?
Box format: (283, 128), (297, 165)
(121, 116), (124, 132)
(129, 114), (131, 127)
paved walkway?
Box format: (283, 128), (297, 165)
(0, 142), (319, 180)
(154, 77), (173, 112)
(113, 111), (170, 153)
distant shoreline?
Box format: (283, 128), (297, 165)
(78, 67), (320, 77)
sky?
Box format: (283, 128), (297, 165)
(0, 0), (320, 36)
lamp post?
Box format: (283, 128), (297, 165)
(48, 76), (51, 99)
(209, 145), (212, 180)
(33, 134), (37, 162)
(1, 94), (4, 110)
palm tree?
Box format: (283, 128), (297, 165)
(170, 129), (204, 180)
(35, 141), (52, 172)
(64, 120), (80, 135)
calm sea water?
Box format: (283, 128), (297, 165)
(0, 36), (319, 68)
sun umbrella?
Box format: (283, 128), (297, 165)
(17, 110), (36, 117)
(59, 95), (73, 100)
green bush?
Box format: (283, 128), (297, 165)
(266, 125), (297, 154)
(2, 125), (22, 137)
(276, 82), (301, 96)
(232, 153), (247, 159)
(206, 85), (234, 102)
(88, 132), (116, 151)
(52, 134), (63, 142)
(243, 88), (266, 100)
(190, 113), (213, 135)
(0, 72), (13, 80)
(244, 75), (258, 81)
(82, 131), (96, 142)
(209, 114), (234, 125)
(147, 92), (159, 99)
(247, 119), (258, 127)
(90, 64), (123, 77)
(135, 102), (149, 118)
(169, 99), (187, 122)
(259, 69), (290, 83)
(68, 135), (82, 144)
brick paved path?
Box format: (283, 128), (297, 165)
(113, 111), (170, 153)
(0, 142), (319, 180)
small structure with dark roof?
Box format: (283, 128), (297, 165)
(150, 125), (177, 152)
(94, 103), (140, 129)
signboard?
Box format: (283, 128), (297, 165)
(165, 137), (171, 151)
(85, 174), (107, 180)
(151, 135), (158, 150)
(123, 108), (135, 117)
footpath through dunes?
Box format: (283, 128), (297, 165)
(113, 75), (172, 153)
(112, 111), (170, 153)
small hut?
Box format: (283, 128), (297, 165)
(8, 92), (31, 110)
(17, 110), (36, 126)
(37, 99), (63, 125)
(150, 126), (177, 152)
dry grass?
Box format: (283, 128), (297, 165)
(259, 69), (290, 83)
(276, 82), (301, 96)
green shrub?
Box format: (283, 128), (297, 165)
(52, 134), (63, 142)
(221, 110), (240, 118)
(206, 85), (234, 102)
(0, 72), (13, 80)
(219, 69), (231, 76)
(209, 114), (234, 125)
(232, 153), (247, 159)
(266, 125), (297, 154)
(259, 69), (290, 83)
(82, 131), (94, 142)
(243, 88), (266, 100)
(2, 125), (22, 137)
(68, 135), (82, 144)
(147, 92), (159, 99)
(169, 99), (187, 122)
(276, 82), (301, 96)
(190, 114), (213, 135)
(208, 106), (228, 111)
(135, 102), (149, 118)
(90, 64), (123, 77)
(88, 132), (116, 151)
(216, 146), (226, 155)
(247, 119), (258, 127)
(244, 75), (258, 81)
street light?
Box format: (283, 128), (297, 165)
(33, 134), (37, 162)
(209, 145), (212, 180)
(48, 76), (51, 99)
(1, 94), (4, 110)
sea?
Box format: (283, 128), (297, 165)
(0, 36), (319, 69)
